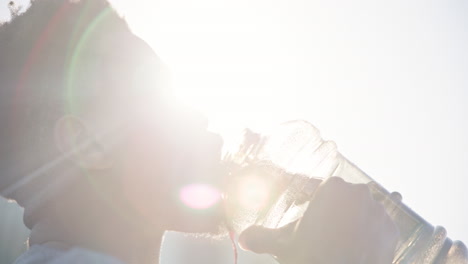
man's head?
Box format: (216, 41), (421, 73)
(0, 0), (224, 235)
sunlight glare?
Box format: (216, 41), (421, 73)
(236, 175), (270, 211)
(113, 0), (301, 139)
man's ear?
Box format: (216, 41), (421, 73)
(54, 116), (113, 170)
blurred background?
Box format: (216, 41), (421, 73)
(1, 0), (467, 263)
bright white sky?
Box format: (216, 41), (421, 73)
(2, 0), (468, 251)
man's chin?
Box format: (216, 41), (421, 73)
(181, 222), (230, 241)
(168, 201), (229, 238)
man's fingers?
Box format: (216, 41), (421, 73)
(238, 222), (297, 256)
(238, 226), (282, 254)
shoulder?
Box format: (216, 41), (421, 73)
(13, 244), (125, 264)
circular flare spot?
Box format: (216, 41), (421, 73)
(179, 184), (221, 210)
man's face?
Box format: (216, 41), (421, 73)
(73, 33), (226, 234)
(114, 108), (226, 234)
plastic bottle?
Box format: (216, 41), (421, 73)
(223, 120), (468, 264)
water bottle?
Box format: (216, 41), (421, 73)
(222, 120), (468, 264)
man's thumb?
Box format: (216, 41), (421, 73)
(238, 223), (297, 255)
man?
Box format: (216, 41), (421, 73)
(0, 0), (399, 263)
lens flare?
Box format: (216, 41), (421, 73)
(179, 183), (221, 210)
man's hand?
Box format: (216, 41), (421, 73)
(239, 177), (399, 264)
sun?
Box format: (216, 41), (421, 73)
(111, 0), (301, 143)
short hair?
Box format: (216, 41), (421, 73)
(0, 0), (165, 211)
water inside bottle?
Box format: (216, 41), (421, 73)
(223, 163), (321, 234)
